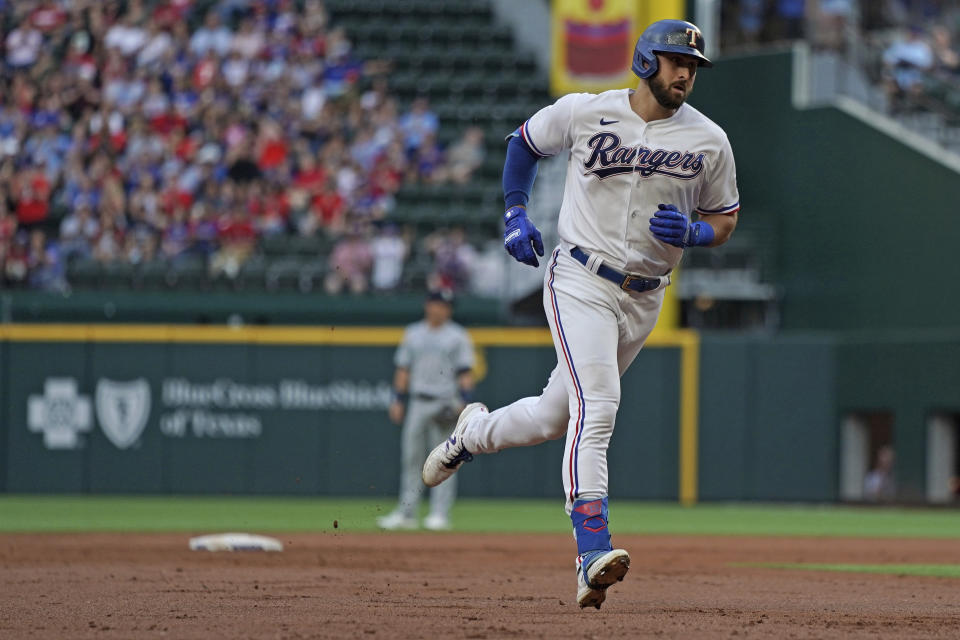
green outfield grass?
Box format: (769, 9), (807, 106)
(0, 496), (959, 537)
(744, 563), (960, 578)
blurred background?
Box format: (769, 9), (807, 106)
(0, 0), (958, 508)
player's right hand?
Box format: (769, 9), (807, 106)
(503, 205), (545, 267)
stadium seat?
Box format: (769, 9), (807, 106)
(101, 261), (135, 290)
(262, 234), (293, 257)
(288, 234), (326, 257)
(297, 260), (327, 293)
(265, 256), (303, 291)
(167, 255), (207, 290)
(237, 255), (267, 291)
(136, 259), (170, 291)
(67, 257), (103, 289)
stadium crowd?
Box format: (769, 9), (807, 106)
(722, 1), (960, 115)
(0, 0), (486, 293)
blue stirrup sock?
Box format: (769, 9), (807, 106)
(571, 497), (612, 556)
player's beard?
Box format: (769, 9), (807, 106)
(647, 72), (689, 110)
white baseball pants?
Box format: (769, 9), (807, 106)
(462, 246), (664, 511)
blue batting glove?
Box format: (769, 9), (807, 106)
(503, 205), (544, 267)
(648, 203), (715, 248)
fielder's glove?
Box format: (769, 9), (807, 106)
(648, 203), (715, 248)
(503, 205), (544, 267)
(431, 402), (461, 428)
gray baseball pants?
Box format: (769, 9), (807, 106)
(395, 396), (458, 519)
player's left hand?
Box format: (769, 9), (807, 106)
(649, 203), (714, 248)
(389, 400), (405, 425)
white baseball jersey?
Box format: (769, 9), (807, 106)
(518, 88), (739, 277)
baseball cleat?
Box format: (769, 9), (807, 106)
(376, 511), (418, 531)
(576, 549), (630, 610)
(422, 402), (487, 487)
(423, 513), (451, 531)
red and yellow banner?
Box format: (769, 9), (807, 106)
(551, 0), (686, 95)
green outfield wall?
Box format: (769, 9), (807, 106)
(697, 333), (839, 501)
(0, 327), (679, 498)
(3, 326), (953, 502)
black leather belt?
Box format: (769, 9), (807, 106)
(569, 247), (661, 293)
(414, 393), (442, 401)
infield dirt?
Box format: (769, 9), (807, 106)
(1, 532), (959, 639)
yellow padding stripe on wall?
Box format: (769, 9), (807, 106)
(0, 324), (693, 347)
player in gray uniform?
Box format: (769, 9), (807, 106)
(378, 289), (475, 531)
(423, 20), (739, 608)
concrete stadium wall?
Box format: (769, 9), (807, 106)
(835, 332), (960, 501)
(693, 51), (960, 332)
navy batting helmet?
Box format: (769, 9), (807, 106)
(631, 19), (712, 79)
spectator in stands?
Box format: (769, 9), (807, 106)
(137, 21), (174, 70)
(0, 0), (415, 293)
(736, 0), (767, 46)
(4, 233), (29, 287)
(426, 228), (476, 292)
(5, 20), (43, 68)
(0, 199), (15, 271)
(864, 445), (896, 501)
(189, 11), (233, 59)
(365, 150), (403, 224)
(887, 0), (943, 26)
(13, 174), (50, 230)
(883, 26), (934, 112)
(58, 198), (100, 262)
(226, 138), (263, 184)
(930, 25), (960, 75)
(32, 128), (70, 185)
(325, 227), (373, 294)
(399, 96), (439, 154)
(259, 181), (292, 236)
(124, 227), (158, 266)
(92, 208), (124, 264)
(438, 126), (486, 185)
(362, 76), (391, 112)
(211, 207), (258, 279)
(810, 0), (853, 51)
(29, 2), (67, 35)
(772, 0), (806, 41)
(162, 205), (190, 260)
(301, 175), (347, 236)
(188, 201), (219, 259)
(104, 12), (148, 58)
(323, 27), (364, 97)
(231, 17), (265, 60)
(27, 228), (65, 291)
(410, 132), (445, 183)
(291, 152), (326, 200)
(370, 223), (407, 291)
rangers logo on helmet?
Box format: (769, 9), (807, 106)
(632, 19), (713, 79)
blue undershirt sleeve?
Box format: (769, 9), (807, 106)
(503, 133), (540, 208)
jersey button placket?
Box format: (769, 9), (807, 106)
(625, 134), (646, 247)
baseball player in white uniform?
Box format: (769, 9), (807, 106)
(379, 289), (475, 531)
(423, 20), (739, 609)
